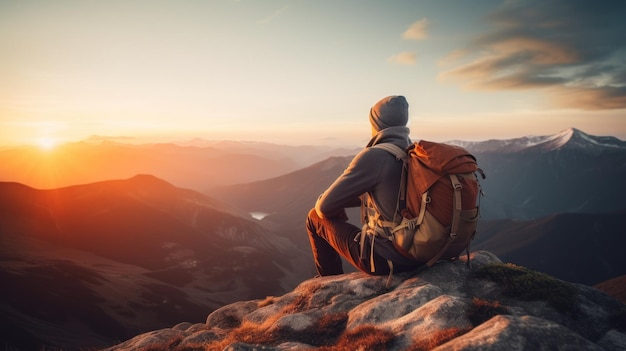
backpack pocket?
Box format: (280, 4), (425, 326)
(392, 207), (479, 265)
(441, 208), (479, 260)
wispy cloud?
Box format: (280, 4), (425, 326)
(439, 0), (626, 110)
(258, 5), (289, 25)
(403, 19), (429, 40)
(388, 52), (417, 65)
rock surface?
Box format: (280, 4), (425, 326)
(101, 251), (626, 351)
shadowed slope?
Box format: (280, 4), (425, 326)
(473, 211), (626, 285)
(0, 176), (308, 350)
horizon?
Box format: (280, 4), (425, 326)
(2, 126), (623, 152)
(2, 125), (624, 192)
(1, 1), (625, 148)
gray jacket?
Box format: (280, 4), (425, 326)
(315, 126), (418, 265)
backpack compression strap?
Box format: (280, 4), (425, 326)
(425, 173), (463, 267)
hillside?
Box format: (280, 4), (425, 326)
(210, 128), (626, 222)
(455, 128), (626, 220)
(208, 129), (626, 285)
(0, 176), (311, 350)
(472, 211), (626, 285)
(3, 128), (626, 350)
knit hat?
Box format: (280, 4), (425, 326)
(369, 95), (409, 133)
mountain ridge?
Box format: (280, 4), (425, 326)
(0, 141), (338, 190)
(0, 176), (312, 350)
(448, 127), (626, 154)
(3, 127), (626, 350)
(472, 210), (626, 285)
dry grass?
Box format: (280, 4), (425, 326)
(200, 312), (348, 350)
(201, 320), (278, 350)
(407, 327), (471, 351)
(467, 297), (509, 326)
(257, 295), (278, 307)
(284, 312), (348, 346)
(595, 276), (626, 304)
(281, 291), (314, 314)
(318, 325), (396, 351)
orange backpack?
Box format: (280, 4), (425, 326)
(362, 140), (485, 268)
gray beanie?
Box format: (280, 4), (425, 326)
(369, 95), (409, 132)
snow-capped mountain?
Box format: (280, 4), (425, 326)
(211, 128), (626, 224)
(449, 128), (626, 154)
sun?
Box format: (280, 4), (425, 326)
(37, 136), (58, 151)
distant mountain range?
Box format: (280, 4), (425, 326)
(451, 128), (626, 219)
(0, 175), (312, 350)
(448, 127), (626, 154)
(208, 128), (626, 249)
(0, 139), (360, 190)
(210, 128), (626, 220)
(1, 127), (625, 350)
(208, 127), (626, 283)
(472, 211), (626, 285)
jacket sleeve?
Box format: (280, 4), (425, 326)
(315, 149), (382, 219)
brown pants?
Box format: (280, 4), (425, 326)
(305, 208), (394, 276)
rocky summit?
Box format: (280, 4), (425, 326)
(102, 251), (626, 351)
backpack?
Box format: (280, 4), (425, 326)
(361, 140), (485, 269)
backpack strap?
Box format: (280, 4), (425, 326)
(416, 192), (429, 225)
(449, 174), (463, 238)
(372, 143), (407, 161)
(371, 143), (408, 224)
(358, 143), (409, 280)
(425, 173), (463, 267)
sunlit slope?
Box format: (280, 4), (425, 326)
(0, 141), (299, 190)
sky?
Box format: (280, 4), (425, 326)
(1, 0), (625, 148)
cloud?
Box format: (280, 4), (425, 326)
(439, 0), (626, 110)
(549, 85), (626, 110)
(403, 19), (429, 40)
(258, 5), (289, 24)
(388, 52), (417, 65)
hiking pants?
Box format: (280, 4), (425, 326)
(305, 208), (392, 276)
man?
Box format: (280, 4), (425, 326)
(306, 95), (421, 276)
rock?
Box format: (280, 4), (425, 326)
(101, 251), (626, 351)
(435, 315), (604, 351)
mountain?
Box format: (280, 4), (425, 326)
(472, 211), (626, 286)
(175, 138), (361, 164)
(208, 156), (351, 217)
(211, 128), (626, 223)
(207, 156), (355, 259)
(102, 252), (626, 351)
(0, 140), (359, 191)
(451, 128), (626, 220)
(449, 127), (626, 154)
(4, 127), (625, 349)
(0, 176), (311, 350)
(207, 127), (626, 283)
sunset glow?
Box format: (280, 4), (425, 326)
(36, 136), (58, 151)
(0, 1), (624, 147)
